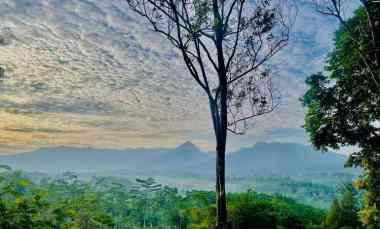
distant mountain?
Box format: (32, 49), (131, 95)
(226, 142), (358, 176)
(0, 146), (168, 174)
(159, 141), (213, 169)
(0, 142), (212, 175)
(0, 142), (357, 177)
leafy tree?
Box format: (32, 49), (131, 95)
(229, 199), (277, 229)
(315, 0), (379, 77)
(131, 178), (162, 228)
(324, 184), (361, 229)
(340, 185), (361, 229)
(325, 200), (342, 229)
(124, 1), (293, 227)
(302, 5), (380, 228)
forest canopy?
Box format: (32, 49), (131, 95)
(0, 170), (326, 229)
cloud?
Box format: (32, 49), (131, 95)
(2, 127), (82, 134)
(0, 97), (118, 115)
(0, 0), (351, 153)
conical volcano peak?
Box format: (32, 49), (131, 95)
(175, 141), (201, 152)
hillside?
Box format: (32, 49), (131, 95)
(226, 142), (356, 176)
(0, 141), (210, 174)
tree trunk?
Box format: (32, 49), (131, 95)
(216, 139), (227, 229)
(211, 1), (229, 228)
(213, 40), (229, 229)
(210, 99), (227, 229)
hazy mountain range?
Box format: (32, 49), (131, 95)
(0, 142), (357, 178)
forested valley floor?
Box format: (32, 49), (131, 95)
(0, 170), (360, 229)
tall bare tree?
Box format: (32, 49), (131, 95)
(125, 0), (292, 228)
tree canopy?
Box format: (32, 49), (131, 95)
(0, 170), (326, 229)
(302, 6), (380, 228)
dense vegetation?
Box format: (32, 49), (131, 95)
(0, 169), (328, 229)
(0, 1), (377, 229)
(302, 6), (380, 228)
(235, 173), (354, 209)
(324, 184), (362, 229)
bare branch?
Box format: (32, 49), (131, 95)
(126, 0), (292, 135)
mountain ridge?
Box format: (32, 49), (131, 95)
(0, 142), (357, 177)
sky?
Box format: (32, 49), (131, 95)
(0, 0), (353, 154)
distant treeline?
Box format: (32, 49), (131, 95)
(234, 173), (355, 209)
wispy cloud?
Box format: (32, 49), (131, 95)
(0, 0), (348, 153)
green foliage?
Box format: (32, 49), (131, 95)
(340, 185), (361, 228)
(185, 191), (325, 229)
(302, 7), (380, 228)
(238, 174), (349, 209)
(324, 184), (361, 229)
(228, 192), (278, 229)
(0, 170), (327, 229)
(325, 199), (342, 229)
(0, 171), (115, 229)
(244, 193), (325, 229)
